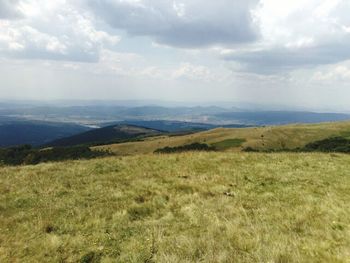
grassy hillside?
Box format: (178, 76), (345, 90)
(1, 152), (350, 262)
(96, 121), (350, 155)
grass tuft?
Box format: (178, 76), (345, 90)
(44, 224), (56, 234)
(128, 206), (153, 221)
(80, 251), (102, 263)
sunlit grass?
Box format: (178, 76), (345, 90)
(96, 121), (350, 155)
(211, 138), (246, 150)
(1, 152), (350, 262)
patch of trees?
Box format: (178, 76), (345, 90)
(0, 145), (112, 166)
(154, 143), (216, 154)
(242, 136), (350, 153)
(301, 137), (350, 153)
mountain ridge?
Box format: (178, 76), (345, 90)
(46, 124), (164, 147)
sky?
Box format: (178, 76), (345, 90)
(0, 0), (350, 111)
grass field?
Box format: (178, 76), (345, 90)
(95, 121), (350, 155)
(211, 138), (246, 150)
(1, 152), (350, 262)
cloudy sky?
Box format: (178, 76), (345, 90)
(0, 0), (350, 111)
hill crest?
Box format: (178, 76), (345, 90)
(46, 124), (163, 147)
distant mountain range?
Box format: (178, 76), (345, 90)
(0, 105), (230, 124)
(46, 121), (252, 147)
(215, 111), (350, 125)
(1, 103), (350, 147)
(2, 103), (350, 125)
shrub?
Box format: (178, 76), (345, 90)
(128, 206), (153, 221)
(243, 147), (257, 152)
(301, 137), (350, 153)
(80, 251), (102, 263)
(154, 143), (216, 154)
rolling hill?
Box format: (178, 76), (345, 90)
(110, 120), (250, 133)
(46, 124), (164, 147)
(2, 121), (350, 261)
(115, 120), (218, 132)
(95, 121), (350, 155)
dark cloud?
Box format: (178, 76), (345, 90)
(224, 41), (350, 74)
(0, 0), (22, 19)
(86, 0), (260, 48)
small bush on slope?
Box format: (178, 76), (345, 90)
(154, 142), (216, 153)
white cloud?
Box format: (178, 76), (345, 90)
(172, 63), (212, 81)
(0, 0), (350, 111)
(0, 0), (23, 19)
(223, 0), (350, 73)
(0, 0), (120, 62)
(313, 64), (350, 81)
(0, 25), (67, 54)
(255, 0), (349, 45)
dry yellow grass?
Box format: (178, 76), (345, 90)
(95, 121), (350, 155)
(1, 152), (350, 262)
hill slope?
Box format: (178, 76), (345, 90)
(116, 120), (218, 132)
(0, 119), (90, 147)
(1, 152), (350, 262)
(96, 121), (350, 155)
(47, 124), (163, 147)
(109, 120), (250, 133)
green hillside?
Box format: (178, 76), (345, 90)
(95, 121), (350, 155)
(1, 152), (350, 262)
(2, 122), (350, 262)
